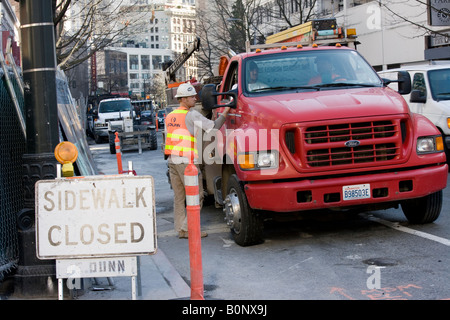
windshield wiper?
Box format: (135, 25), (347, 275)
(314, 83), (378, 88)
(252, 85), (320, 92)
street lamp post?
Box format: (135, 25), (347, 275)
(15, 0), (60, 298)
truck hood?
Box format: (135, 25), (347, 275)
(244, 87), (409, 126)
(437, 99), (450, 106)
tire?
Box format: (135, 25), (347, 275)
(401, 190), (442, 224)
(223, 174), (263, 246)
(109, 133), (116, 154)
(94, 131), (103, 144)
(149, 129), (157, 150)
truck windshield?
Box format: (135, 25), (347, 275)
(244, 49), (382, 94)
(428, 68), (450, 101)
(99, 100), (131, 113)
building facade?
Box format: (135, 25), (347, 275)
(63, 0), (198, 100)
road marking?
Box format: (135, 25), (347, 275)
(369, 216), (450, 247)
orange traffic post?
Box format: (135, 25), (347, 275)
(115, 132), (123, 174)
(184, 158), (204, 300)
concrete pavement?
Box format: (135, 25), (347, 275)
(2, 134), (193, 300)
(71, 134), (193, 300)
(77, 248), (191, 300)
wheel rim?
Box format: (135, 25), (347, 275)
(223, 188), (242, 234)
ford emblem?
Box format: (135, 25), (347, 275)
(345, 140), (360, 148)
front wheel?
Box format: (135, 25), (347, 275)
(401, 190), (442, 224)
(223, 174), (263, 246)
(94, 132), (103, 144)
(149, 129), (157, 150)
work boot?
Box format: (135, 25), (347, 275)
(178, 230), (208, 238)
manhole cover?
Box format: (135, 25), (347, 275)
(363, 258), (398, 266)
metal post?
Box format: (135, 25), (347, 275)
(20, 0), (59, 153)
(14, 0), (60, 298)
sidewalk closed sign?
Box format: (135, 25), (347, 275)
(36, 175), (156, 259)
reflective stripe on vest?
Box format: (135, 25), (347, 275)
(164, 108), (198, 159)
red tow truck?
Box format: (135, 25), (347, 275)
(198, 23), (447, 246)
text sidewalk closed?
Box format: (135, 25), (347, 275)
(35, 175), (156, 259)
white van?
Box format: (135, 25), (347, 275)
(379, 65), (450, 163)
(93, 98), (134, 143)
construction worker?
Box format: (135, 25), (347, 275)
(165, 82), (231, 239)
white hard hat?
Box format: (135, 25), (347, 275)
(175, 83), (196, 98)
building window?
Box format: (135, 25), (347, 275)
(141, 55), (150, 70)
(152, 55), (162, 70)
(129, 55), (139, 70)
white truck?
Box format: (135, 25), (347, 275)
(379, 64), (450, 165)
(92, 97), (157, 153)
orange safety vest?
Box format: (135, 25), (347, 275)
(164, 107), (198, 160)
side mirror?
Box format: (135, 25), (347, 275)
(381, 71), (411, 95)
(410, 89), (427, 103)
(201, 84), (237, 110)
(397, 71), (411, 95)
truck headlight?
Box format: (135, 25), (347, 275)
(417, 135), (444, 154)
(238, 151), (278, 170)
(94, 119), (106, 127)
(257, 152), (277, 167)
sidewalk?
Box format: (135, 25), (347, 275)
(74, 136), (191, 300)
(77, 248), (190, 300)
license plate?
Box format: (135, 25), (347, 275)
(343, 184), (371, 201)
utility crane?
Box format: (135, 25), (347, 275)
(163, 36), (201, 86)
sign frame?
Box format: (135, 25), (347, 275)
(35, 175), (157, 259)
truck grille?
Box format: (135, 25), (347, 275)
(283, 118), (406, 170)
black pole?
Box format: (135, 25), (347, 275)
(21, 0), (59, 153)
(14, 0), (60, 298)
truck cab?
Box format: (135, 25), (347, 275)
(93, 98), (134, 143)
(201, 44), (448, 246)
